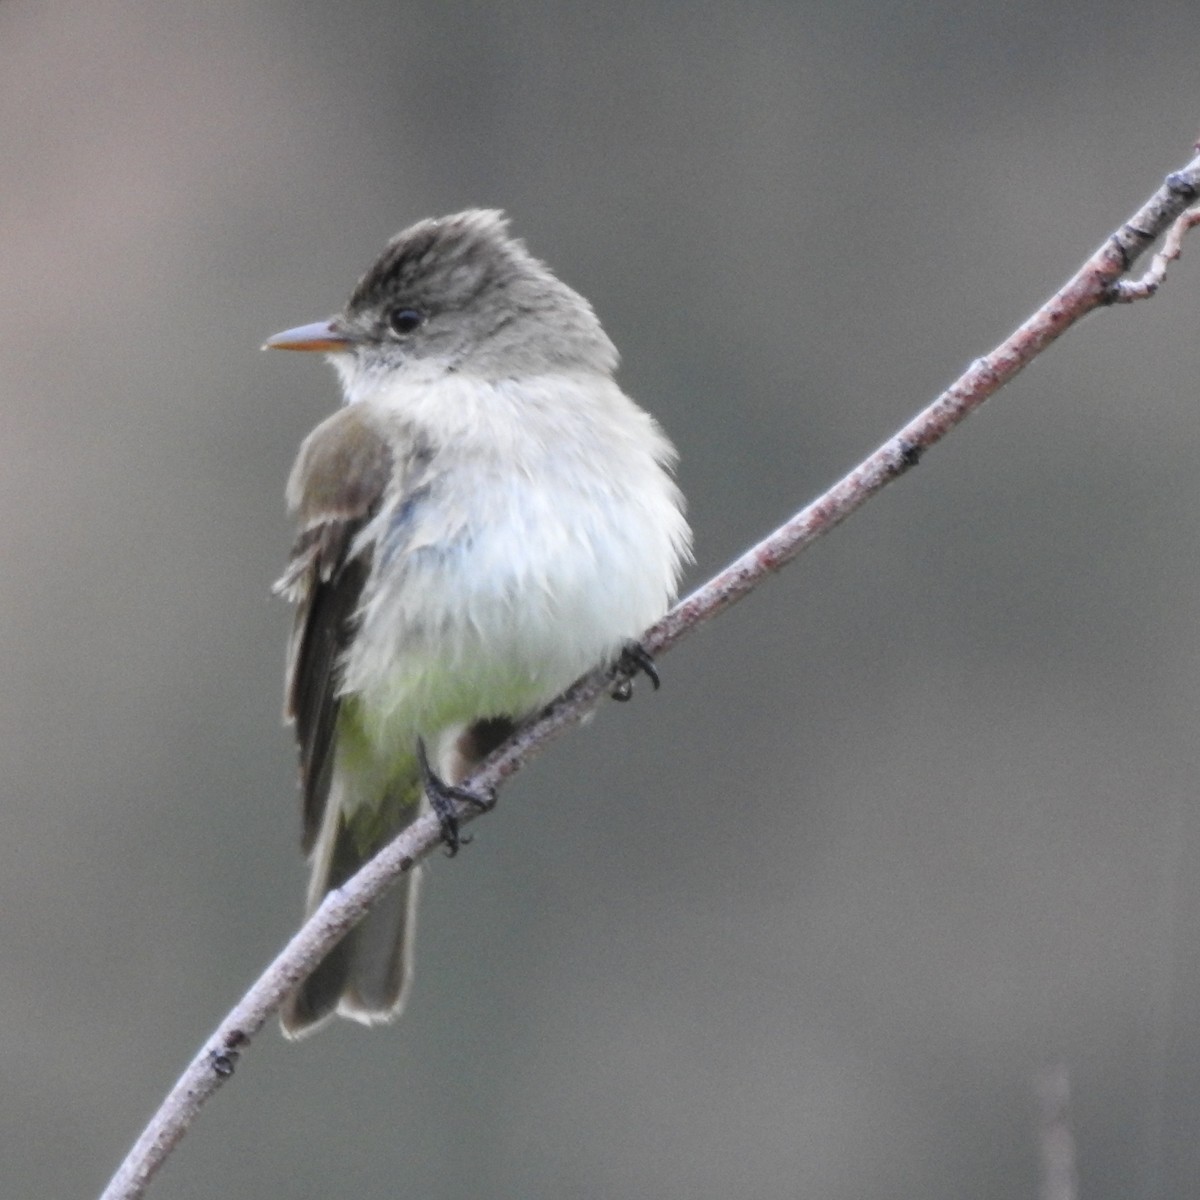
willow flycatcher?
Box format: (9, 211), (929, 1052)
(265, 210), (691, 1036)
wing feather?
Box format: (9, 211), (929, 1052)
(275, 405), (395, 854)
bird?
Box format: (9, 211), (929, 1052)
(264, 210), (691, 1036)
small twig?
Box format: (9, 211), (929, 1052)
(1109, 204), (1200, 301)
(99, 151), (1200, 1200)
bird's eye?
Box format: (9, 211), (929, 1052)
(388, 307), (425, 336)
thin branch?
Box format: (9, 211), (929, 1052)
(99, 151), (1200, 1200)
(1110, 203), (1200, 301)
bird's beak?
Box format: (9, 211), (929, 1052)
(262, 319), (353, 353)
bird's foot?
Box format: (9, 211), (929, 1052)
(417, 739), (497, 857)
(611, 640), (661, 702)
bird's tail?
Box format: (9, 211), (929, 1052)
(281, 768), (423, 1038)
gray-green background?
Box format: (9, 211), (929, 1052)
(5, 3), (1200, 1197)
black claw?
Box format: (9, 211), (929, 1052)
(417, 739), (497, 857)
(613, 641), (660, 700)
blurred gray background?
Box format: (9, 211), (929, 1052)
(5, 3), (1200, 1197)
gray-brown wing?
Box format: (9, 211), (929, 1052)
(276, 404), (395, 855)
